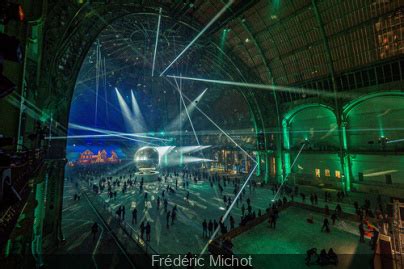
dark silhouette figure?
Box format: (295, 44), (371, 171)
(91, 222), (99, 241)
(166, 211), (171, 229)
(331, 213), (337, 225)
(214, 219), (218, 231)
(208, 220), (213, 236)
(171, 210), (176, 225)
(359, 222), (365, 242)
(229, 215), (235, 229)
(186, 252), (194, 269)
(321, 218), (330, 233)
(132, 208), (137, 224)
(140, 221), (145, 239)
(305, 248), (317, 265)
(146, 222), (151, 242)
(202, 219), (207, 238)
(328, 248), (338, 265)
(317, 249), (328, 265)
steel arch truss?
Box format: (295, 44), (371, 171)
(40, 2), (269, 154)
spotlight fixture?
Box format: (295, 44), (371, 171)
(378, 136), (388, 150)
(378, 136), (388, 143)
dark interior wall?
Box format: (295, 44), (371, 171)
(0, 0), (45, 144)
(0, 83), (20, 138)
(286, 106), (342, 186)
(0, 23), (25, 139)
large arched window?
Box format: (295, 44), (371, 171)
(346, 94), (404, 184)
(66, 13), (257, 167)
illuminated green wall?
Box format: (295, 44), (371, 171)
(282, 93), (404, 190)
(289, 106), (339, 150)
(293, 153), (341, 181)
(351, 155), (404, 184)
(283, 105), (342, 186)
(346, 94), (404, 185)
(346, 96), (404, 151)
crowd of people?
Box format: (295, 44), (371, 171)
(67, 165), (266, 248)
(305, 248), (338, 266)
(66, 163), (388, 261)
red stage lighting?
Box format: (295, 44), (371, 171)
(0, 2), (25, 24)
(18, 5), (25, 21)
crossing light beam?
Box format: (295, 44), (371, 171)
(160, 0), (235, 76)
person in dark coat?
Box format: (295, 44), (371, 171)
(359, 222), (365, 242)
(202, 219), (207, 238)
(140, 221), (145, 239)
(91, 222), (99, 241)
(321, 218), (330, 232)
(166, 211), (171, 229)
(132, 208), (137, 224)
(145, 222), (151, 242)
(229, 215), (235, 229)
(208, 220), (213, 236)
(331, 212), (337, 225)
